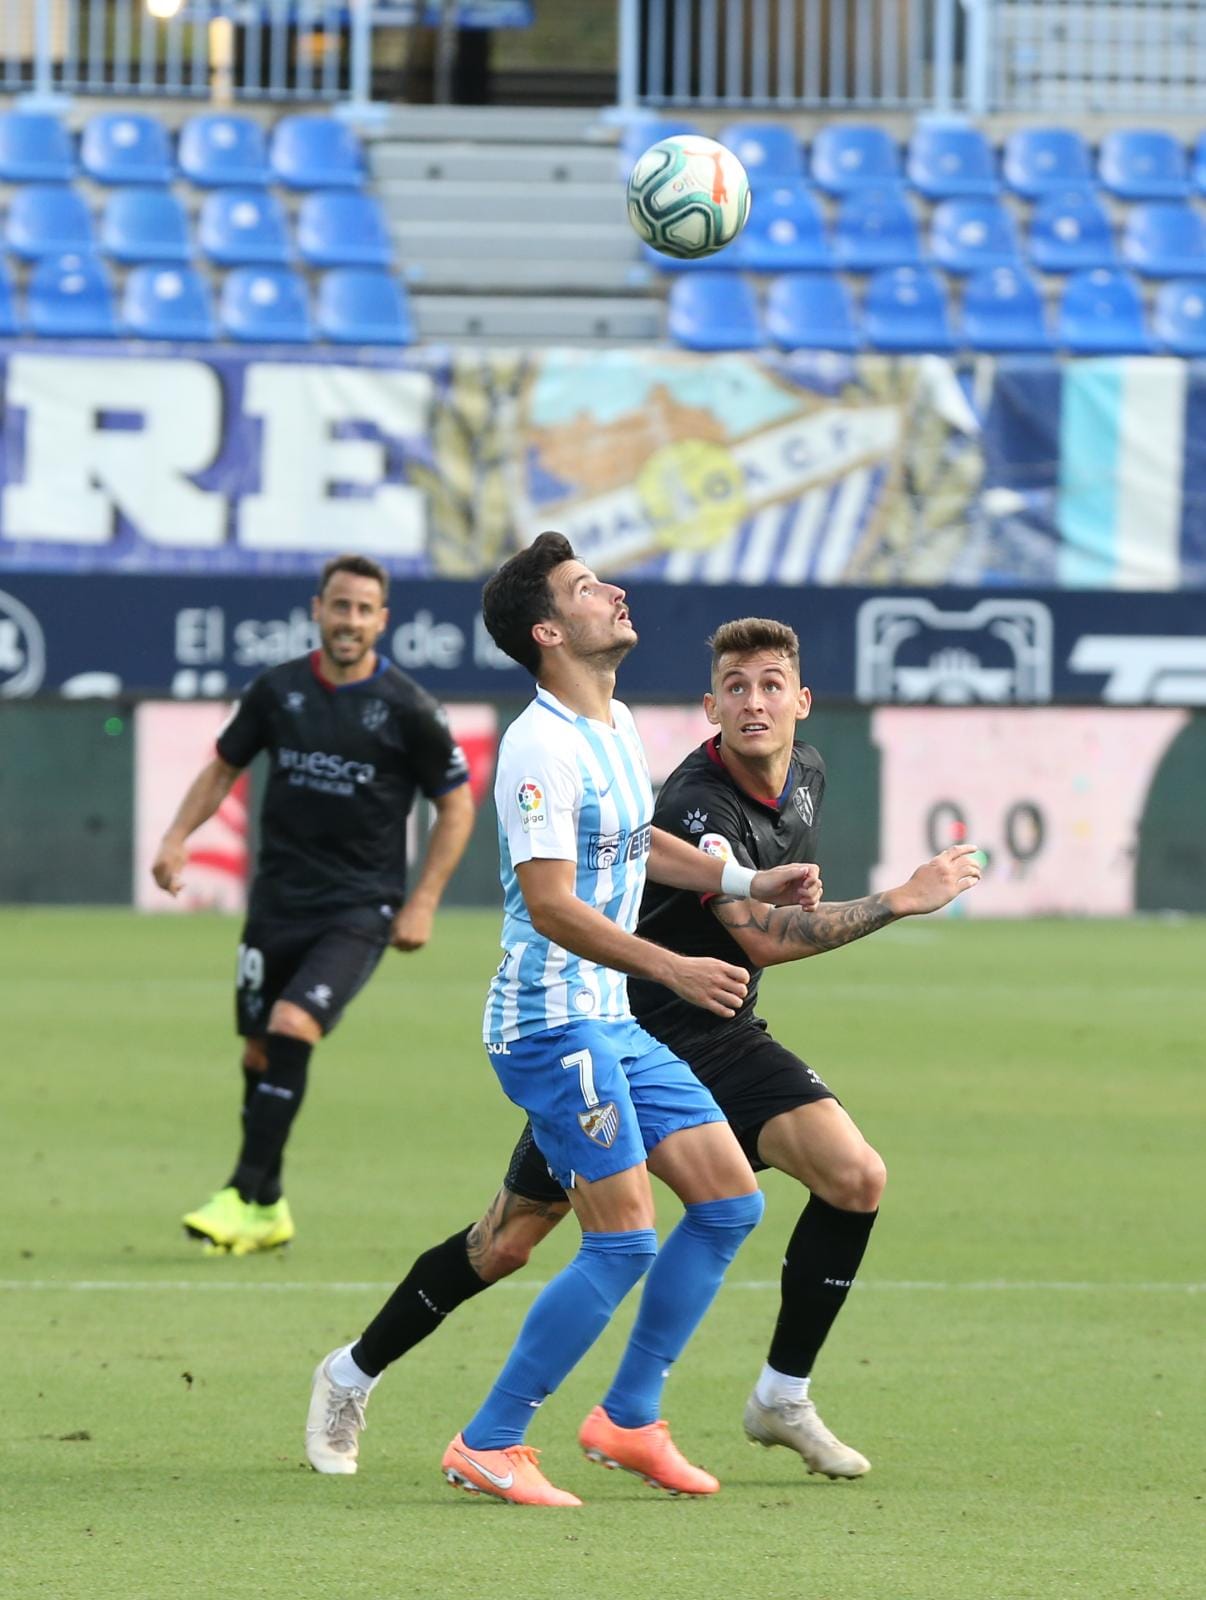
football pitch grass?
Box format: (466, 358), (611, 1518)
(2, 908), (1203, 1600)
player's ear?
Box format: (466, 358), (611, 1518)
(703, 691), (720, 725)
(796, 684), (813, 721)
(532, 618), (562, 650)
(310, 594), (321, 623)
(376, 606), (389, 639)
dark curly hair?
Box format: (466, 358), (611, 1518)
(481, 531), (576, 676)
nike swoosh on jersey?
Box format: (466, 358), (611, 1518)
(456, 1448), (514, 1490)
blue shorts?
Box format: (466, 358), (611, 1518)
(485, 1017), (725, 1188)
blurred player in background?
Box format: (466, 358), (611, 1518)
(309, 534), (821, 1505)
(305, 614), (980, 1483)
(152, 554), (474, 1257)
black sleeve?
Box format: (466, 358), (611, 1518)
(401, 690), (470, 799)
(215, 675), (273, 769)
(654, 776), (757, 874)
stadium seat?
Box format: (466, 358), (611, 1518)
(930, 198), (1021, 274)
(122, 266), (216, 341)
(0, 260), (16, 336)
(0, 112), (74, 182)
(810, 123), (902, 195)
(619, 115), (700, 177)
(220, 266), (313, 343)
(100, 188), (191, 265)
(5, 185), (94, 261)
(1152, 278), (1206, 354)
(178, 113), (270, 187)
(317, 269), (415, 345)
(862, 266), (956, 352)
(270, 115), (364, 189)
(960, 266), (1053, 352)
(1192, 133), (1206, 196)
(906, 122), (999, 199)
(764, 272), (859, 351)
(26, 254), (117, 338)
(667, 272), (762, 350)
(81, 113), (174, 185)
(199, 189), (291, 266)
(832, 187), (922, 271)
(297, 191), (393, 269)
(1002, 126), (1094, 199)
(1098, 128), (1189, 199)
(1028, 190), (1117, 273)
(1057, 268), (1154, 353)
(738, 181), (831, 271)
(1121, 202), (1206, 277)
(717, 121), (805, 188)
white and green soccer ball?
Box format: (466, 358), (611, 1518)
(627, 135), (752, 260)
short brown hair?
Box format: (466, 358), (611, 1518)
(707, 617), (801, 680)
(317, 553), (389, 600)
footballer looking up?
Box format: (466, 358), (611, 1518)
(152, 554), (474, 1257)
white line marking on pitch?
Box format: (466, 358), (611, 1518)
(0, 1279), (1201, 1294)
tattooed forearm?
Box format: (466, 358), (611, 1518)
(712, 891), (897, 958)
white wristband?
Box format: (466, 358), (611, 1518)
(720, 859), (757, 898)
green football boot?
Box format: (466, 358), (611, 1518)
(235, 1197), (295, 1255)
(182, 1186), (250, 1250)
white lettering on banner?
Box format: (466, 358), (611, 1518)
(0, 587), (46, 697)
(233, 610), (318, 667)
(855, 598), (1053, 704)
(4, 356), (223, 547)
(1068, 636), (1206, 705)
(240, 365), (429, 555)
(392, 610), (464, 669)
(176, 608), (225, 665)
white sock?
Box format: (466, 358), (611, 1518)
(327, 1343), (378, 1393)
(755, 1362), (810, 1408)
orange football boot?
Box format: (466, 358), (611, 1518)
(441, 1433), (582, 1507)
(578, 1405), (719, 1495)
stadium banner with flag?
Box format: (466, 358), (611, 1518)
(2, 346), (1206, 589)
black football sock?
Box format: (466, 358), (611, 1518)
(229, 1034), (312, 1205)
(225, 1066), (284, 1206)
(767, 1196), (878, 1379)
(352, 1226), (490, 1377)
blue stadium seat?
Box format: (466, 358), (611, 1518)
(1003, 126), (1094, 199)
(863, 266), (956, 352)
(1152, 278), (1206, 355)
(317, 270), (415, 345)
(121, 266), (216, 341)
(738, 181), (831, 271)
(930, 198), (1021, 274)
(297, 191), (393, 269)
(764, 272), (859, 351)
(199, 189), (291, 266)
(1121, 202), (1206, 278)
(1193, 133), (1206, 197)
(100, 188), (191, 265)
(0, 260), (16, 335)
(717, 121), (805, 189)
(960, 266), (1053, 352)
(81, 113), (174, 186)
(810, 123), (901, 195)
(667, 272), (762, 350)
(907, 123), (999, 199)
(5, 185), (94, 261)
(220, 267), (313, 343)
(0, 112), (74, 182)
(26, 254), (117, 338)
(178, 113), (270, 187)
(270, 115), (364, 189)
(1057, 268), (1154, 353)
(619, 116), (700, 176)
(1028, 190), (1117, 273)
(1098, 128), (1189, 200)
(832, 187), (922, 270)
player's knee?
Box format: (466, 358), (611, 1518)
(267, 1001), (323, 1043)
(827, 1150), (886, 1213)
(481, 1227), (538, 1281)
(685, 1189), (766, 1261)
(242, 1039), (267, 1072)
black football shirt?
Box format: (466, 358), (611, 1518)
(216, 651), (469, 920)
(629, 734), (825, 1054)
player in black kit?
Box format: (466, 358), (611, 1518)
(152, 554), (474, 1257)
(304, 617), (980, 1478)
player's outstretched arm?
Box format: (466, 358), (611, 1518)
(390, 782), (475, 952)
(710, 844), (983, 968)
(151, 755), (242, 897)
(648, 826), (822, 908)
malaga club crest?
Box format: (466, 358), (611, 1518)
(578, 1102), (620, 1148)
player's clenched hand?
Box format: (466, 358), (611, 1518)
(151, 838), (188, 897)
(667, 954), (750, 1018)
(894, 844), (983, 915)
(751, 862), (823, 909)
(390, 899), (435, 952)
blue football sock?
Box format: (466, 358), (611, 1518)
(462, 1228), (657, 1450)
(601, 1191), (765, 1429)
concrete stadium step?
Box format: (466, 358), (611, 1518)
(391, 218), (638, 262)
(371, 141), (620, 186)
(413, 294), (662, 343)
(376, 177), (624, 226)
(401, 255), (653, 293)
(369, 105), (614, 145)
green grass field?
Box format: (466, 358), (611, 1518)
(2, 909), (1203, 1600)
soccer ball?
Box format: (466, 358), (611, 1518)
(626, 135), (752, 260)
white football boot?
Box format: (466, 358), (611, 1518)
(743, 1391), (870, 1478)
(305, 1352), (369, 1475)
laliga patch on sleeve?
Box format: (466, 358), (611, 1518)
(698, 832), (732, 861)
(516, 779), (547, 831)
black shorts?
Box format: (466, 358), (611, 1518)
(234, 904), (392, 1038)
(502, 1017), (837, 1202)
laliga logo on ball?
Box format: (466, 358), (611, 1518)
(627, 135), (752, 260)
